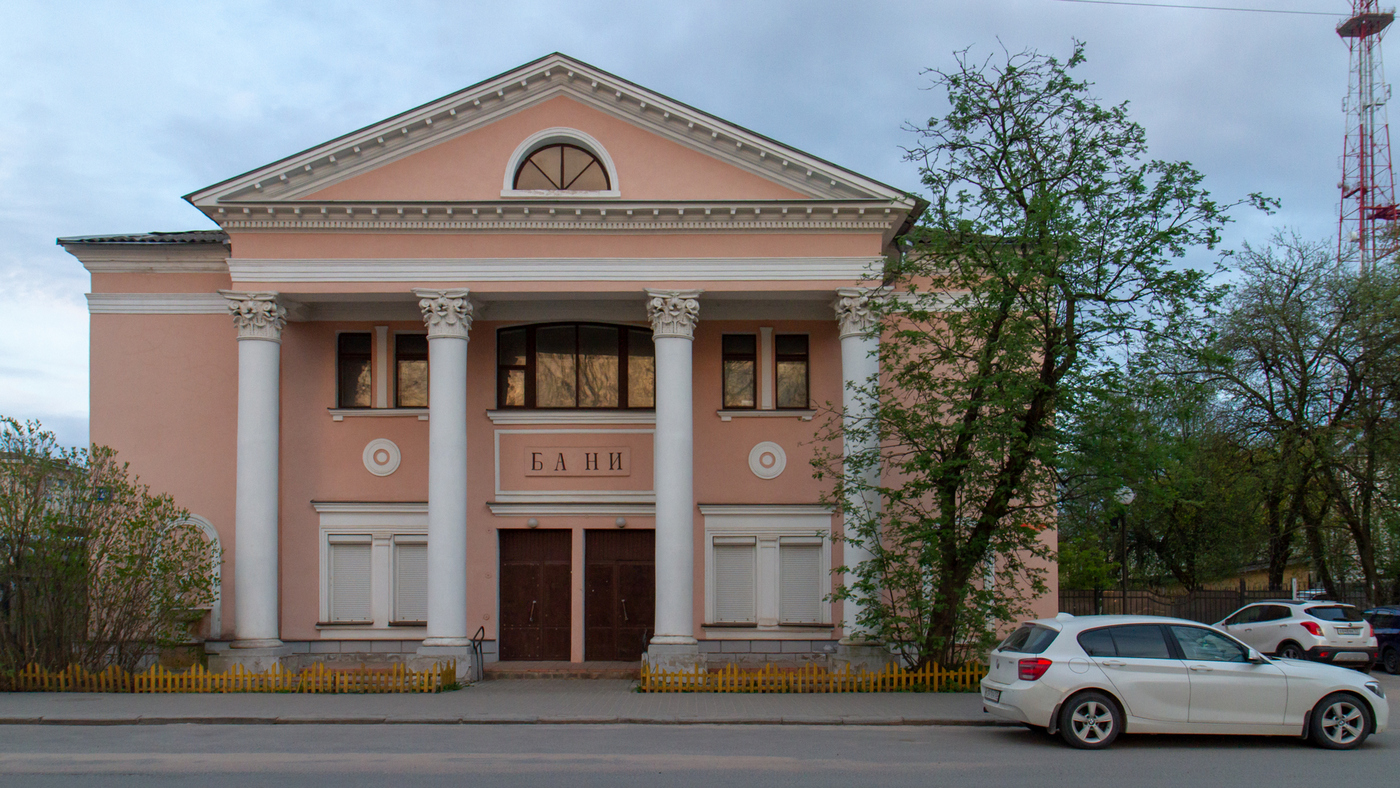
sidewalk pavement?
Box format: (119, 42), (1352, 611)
(0, 679), (1000, 726)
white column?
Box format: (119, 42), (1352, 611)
(220, 291), (287, 650)
(834, 288), (881, 643)
(414, 288), (473, 649)
(646, 289), (702, 658)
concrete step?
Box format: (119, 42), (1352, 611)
(483, 661), (640, 680)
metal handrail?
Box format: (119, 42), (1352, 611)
(469, 626), (486, 683)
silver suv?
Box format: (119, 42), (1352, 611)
(1217, 600), (1377, 671)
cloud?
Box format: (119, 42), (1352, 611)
(0, 0), (1364, 430)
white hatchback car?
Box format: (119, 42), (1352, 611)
(980, 614), (1389, 749)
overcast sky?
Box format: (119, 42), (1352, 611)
(0, 0), (1364, 447)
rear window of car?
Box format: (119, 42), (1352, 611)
(997, 625), (1059, 654)
(1307, 606), (1364, 622)
(1077, 625), (1172, 659)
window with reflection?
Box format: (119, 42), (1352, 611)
(512, 144), (610, 191)
(497, 323), (654, 409)
(395, 333), (428, 408)
(775, 334), (809, 409)
(337, 332), (372, 408)
(722, 334), (757, 409)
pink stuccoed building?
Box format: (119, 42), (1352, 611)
(60, 54), (1044, 675)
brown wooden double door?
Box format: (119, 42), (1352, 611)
(498, 529), (571, 661)
(584, 530), (655, 661)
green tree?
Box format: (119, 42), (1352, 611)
(0, 417), (219, 673)
(1197, 232), (1400, 603)
(817, 42), (1266, 668)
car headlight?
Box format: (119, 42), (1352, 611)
(1365, 681), (1385, 699)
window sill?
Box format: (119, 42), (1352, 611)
(716, 409), (815, 422)
(329, 408), (429, 422)
(486, 409), (656, 425)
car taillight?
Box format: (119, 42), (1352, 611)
(1018, 658), (1053, 681)
(1301, 621), (1323, 637)
(1365, 623), (1373, 639)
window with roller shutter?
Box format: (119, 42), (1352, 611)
(328, 535), (373, 623)
(701, 506), (833, 633)
(712, 538), (757, 624)
(778, 538), (823, 624)
(392, 537), (428, 624)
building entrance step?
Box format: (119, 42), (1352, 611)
(483, 660), (640, 680)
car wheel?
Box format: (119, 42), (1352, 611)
(1058, 692), (1121, 749)
(1277, 642), (1305, 660)
(1309, 693), (1373, 750)
(1383, 648), (1400, 675)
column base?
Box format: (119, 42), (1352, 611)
(408, 644), (474, 685)
(831, 640), (893, 673)
(207, 645), (290, 674)
(643, 639), (705, 673)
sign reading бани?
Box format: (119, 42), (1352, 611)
(525, 447), (630, 477)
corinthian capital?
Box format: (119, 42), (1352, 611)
(645, 289), (702, 340)
(413, 288), (473, 339)
(833, 287), (880, 339)
(219, 291), (286, 342)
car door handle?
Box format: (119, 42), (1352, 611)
(1189, 664), (1214, 672)
(1100, 659), (1125, 668)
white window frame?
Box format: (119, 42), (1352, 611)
(701, 505), (833, 635)
(314, 502), (428, 638)
(500, 127), (622, 198)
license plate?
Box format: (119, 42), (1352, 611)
(1334, 652), (1369, 662)
(1337, 627), (1361, 635)
(983, 688), (1001, 703)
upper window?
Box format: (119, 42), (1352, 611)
(513, 144), (610, 191)
(337, 333), (372, 408)
(497, 323), (654, 409)
(721, 333), (810, 410)
(395, 334), (428, 408)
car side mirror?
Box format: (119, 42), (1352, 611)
(1247, 650), (1268, 664)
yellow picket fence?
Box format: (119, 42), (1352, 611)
(639, 661), (987, 693)
(1, 660), (456, 694)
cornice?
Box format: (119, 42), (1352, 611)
(86, 293), (229, 314)
(208, 200), (903, 234)
(187, 55), (917, 209)
(65, 245), (229, 274)
(226, 256), (884, 283)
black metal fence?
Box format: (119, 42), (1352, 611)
(1059, 583), (1373, 625)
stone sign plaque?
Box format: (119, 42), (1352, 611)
(525, 447), (631, 477)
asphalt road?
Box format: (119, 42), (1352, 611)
(0, 720), (1394, 788)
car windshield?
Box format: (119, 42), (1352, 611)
(997, 625), (1059, 654)
(1306, 606), (1364, 622)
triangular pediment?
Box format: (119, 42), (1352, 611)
(185, 54), (916, 211)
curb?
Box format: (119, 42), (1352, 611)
(0, 715), (1016, 727)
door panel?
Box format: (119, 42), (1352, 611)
(1169, 624), (1288, 725)
(499, 530), (571, 661)
(1094, 657), (1192, 722)
(1085, 624), (1190, 722)
(585, 530), (655, 662)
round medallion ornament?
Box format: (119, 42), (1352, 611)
(748, 441), (787, 480)
(362, 438), (402, 477)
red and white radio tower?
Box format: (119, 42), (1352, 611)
(1338, 2), (1398, 273)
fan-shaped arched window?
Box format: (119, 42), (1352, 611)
(512, 144), (611, 191)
